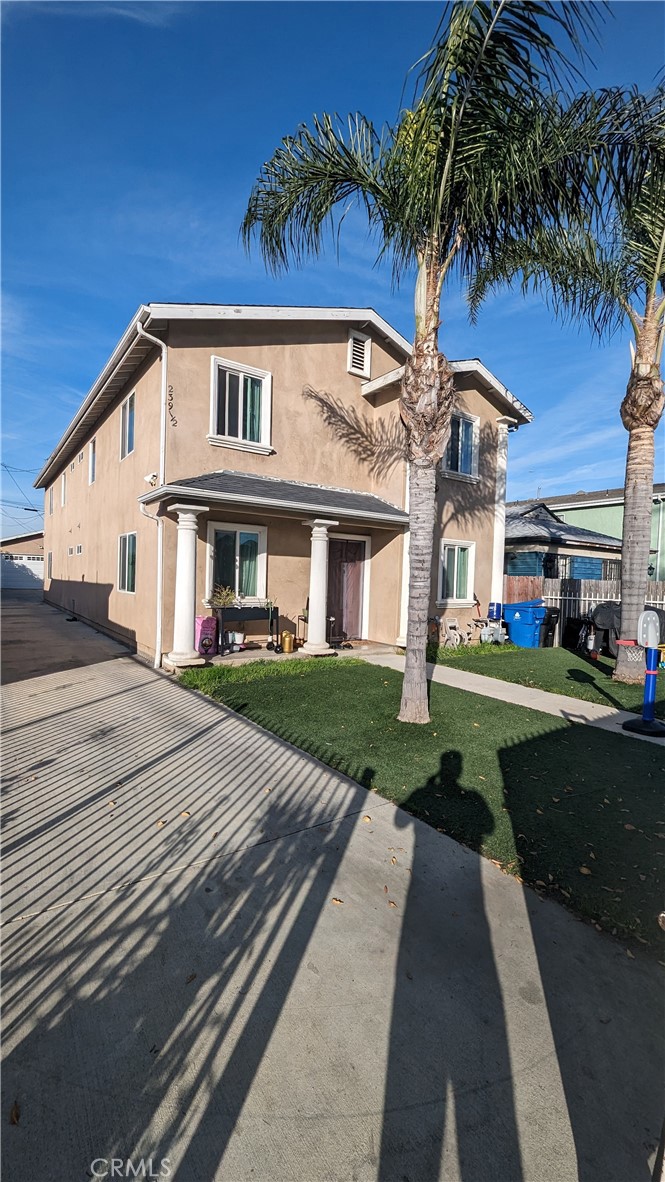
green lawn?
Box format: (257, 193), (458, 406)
(429, 643), (665, 719)
(180, 658), (665, 956)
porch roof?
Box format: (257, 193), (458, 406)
(139, 469), (409, 527)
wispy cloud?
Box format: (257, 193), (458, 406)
(2, 2), (186, 28)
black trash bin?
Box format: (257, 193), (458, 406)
(540, 607), (560, 648)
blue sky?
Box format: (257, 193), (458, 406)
(2, 0), (664, 537)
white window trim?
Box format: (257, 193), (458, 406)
(204, 520), (268, 605)
(329, 532), (371, 640)
(436, 538), (476, 606)
(119, 392), (136, 461)
(347, 329), (371, 378)
(89, 438), (96, 485)
(48, 487), (53, 515)
(76, 544), (83, 555)
(117, 531), (137, 594)
(441, 410), (480, 481)
(61, 472), (66, 506)
(208, 355), (273, 455)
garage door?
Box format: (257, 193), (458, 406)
(1, 554), (44, 588)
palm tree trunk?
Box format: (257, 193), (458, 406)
(399, 460), (436, 723)
(398, 254), (455, 723)
(614, 424), (655, 683)
(614, 303), (664, 683)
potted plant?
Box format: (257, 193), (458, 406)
(210, 584), (245, 645)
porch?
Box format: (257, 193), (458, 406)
(138, 469), (409, 668)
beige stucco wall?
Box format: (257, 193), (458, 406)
(163, 320), (407, 508)
(428, 376), (507, 634)
(42, 353), (162, 659)
(1, 535), (44, 556)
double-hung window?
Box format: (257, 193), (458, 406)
(89, 438), (96, 484)
(120, 393), (135, 460)
(207, 522), (267, 601)
(209, 357), (272, 454)
(48, 487), (53, 515)
(438, 540), (475, 604)
(118, 532), (136, 593)
(61, 472), (66, 506)
(443, 412), (479, 479)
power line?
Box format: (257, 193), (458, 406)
(2, 465), (41, 473)
(1, 464), (38, 512)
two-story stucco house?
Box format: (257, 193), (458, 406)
(36, 304), (531, 666)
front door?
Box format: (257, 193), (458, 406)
(327, 539), (365, 640)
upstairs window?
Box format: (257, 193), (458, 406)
(209, 357), (272, 454)
(347, 330), (371, 378)
(89, 438), (96, 484)
(443, 412), (479, 479)
(61, 472), (66, 506)
(48, 487), (53, 515)
(120, 392), (135, 460)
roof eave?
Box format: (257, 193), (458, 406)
(360, 359), (532, 423)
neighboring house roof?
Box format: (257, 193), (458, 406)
(35, 302), (530, 488)
(139, 469), (409, 526)
(505, 503), (622, 551)
(361, 360), (532, 425)
(508, 483), (665, 511)
(0, 531), (44, 546)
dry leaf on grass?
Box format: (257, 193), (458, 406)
(9, 1101), (20, 1126)
(579, 866), (592, 875)
(331, 897), (344, 905)
(624, 823), (636, 831)
(626, 950), (635, 960)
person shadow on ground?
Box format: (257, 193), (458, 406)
(378, 751), (524, 1182)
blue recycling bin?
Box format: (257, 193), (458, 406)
(503, 600), (547, 648)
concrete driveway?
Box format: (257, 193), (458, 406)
(2, 592), (662, 1182)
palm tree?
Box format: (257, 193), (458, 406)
(243, 0), (654, 721)
(468, 153), (665, 683)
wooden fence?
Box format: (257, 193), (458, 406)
(502, 576), (665, 646)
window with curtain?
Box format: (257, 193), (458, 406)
(118, 532), (137, 593)
(443, 413), (478, 477)
(440, 541), (473, 601)
(216, 367), (263, 444)
(213, 528), (261, 598)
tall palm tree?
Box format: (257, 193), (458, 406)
(243, 0), (654, 722)
(469, 152), (665, 683)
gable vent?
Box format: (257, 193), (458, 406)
(348, 330), (371, 377)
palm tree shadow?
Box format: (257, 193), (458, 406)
(378, 751), (524, 1182)
(566, 666), (625, 711)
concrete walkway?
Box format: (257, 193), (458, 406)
(360, 652), (665, 744)
(2, 592), (662, 1182)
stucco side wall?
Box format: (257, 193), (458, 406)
(42, 353), (162, 659)
(163, 321), (407, 510)
(430, 377), (505, 630)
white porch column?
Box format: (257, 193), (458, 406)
(168, 504), (208, 666)
(490, 418), (514, 606)
(302, 518), (338, 654)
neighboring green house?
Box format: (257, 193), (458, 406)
(542, 484), (665, 581)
